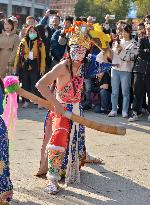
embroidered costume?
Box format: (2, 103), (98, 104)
(36, 22), (111, 194)
(0, 86), (13, 203)
(46, 75), (86, 184)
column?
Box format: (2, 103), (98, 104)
(8, 0), (12, 16)
(30, 0), (35, 16)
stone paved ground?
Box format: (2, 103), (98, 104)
(10, 105), (150, 205)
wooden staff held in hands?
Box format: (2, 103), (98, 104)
(4, 75), (126, 136)
(17, 88), (126, 135)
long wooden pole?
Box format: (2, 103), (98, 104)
(17, 88), (126, 135)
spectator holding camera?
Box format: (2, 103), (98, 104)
(50, 16), (73, 67)
(14, 26), (46, 108)
(108, 24), (138, 118)
(40, 10), (61, 39)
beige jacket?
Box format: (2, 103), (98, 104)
(0, 30), (20, 78)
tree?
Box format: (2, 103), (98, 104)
(75, 0), (131, 23)
(108, 0), (131, 20)
(74, 0), (90, 18)
(133, 0), (150, 17)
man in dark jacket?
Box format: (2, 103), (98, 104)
(50, 16), (73, 67)
(40, 10), (61, 39)
(129, 24), (150, 122)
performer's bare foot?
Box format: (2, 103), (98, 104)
(34, 171), (47, 177)
(85, 154), (103, 164)
(35, 166), (48, 177)
(44, 181), (60, 195)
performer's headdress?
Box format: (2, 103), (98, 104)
(65, 21), (111, 51)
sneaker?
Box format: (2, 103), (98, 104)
(44, 181), (60, 195)
(22, 101), (29, 108)
(148, 115), (150, 122)
(128, 112), (138, 122)
(122, 112), (128, 118)
(108, 111), (117, 117)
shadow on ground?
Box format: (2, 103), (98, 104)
(17, 106), (150, 135)
(12, 164), (150, 205)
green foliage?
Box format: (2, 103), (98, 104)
(75, 0), (131, 22)
(74, 0), (90, 18)
(133, 0), (150, 17)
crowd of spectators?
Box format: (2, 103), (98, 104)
(0, 10), (150, 122)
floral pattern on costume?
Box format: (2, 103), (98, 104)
(48, 150), (64, 176)
(47, 75), (86, 183)
(58, 76), (83, 104)
(0, 117), (13, 201)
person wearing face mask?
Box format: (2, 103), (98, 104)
(0, 19), (20, 78)
(19, 16), (36, 40)
(13, 26), (46, 108)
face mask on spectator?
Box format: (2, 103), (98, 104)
(29, 33), (37, 40)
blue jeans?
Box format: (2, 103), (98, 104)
(94, 89), (111, 113)
(84, 78), (92, 105)
(100, 89), (111, 111)
(111, 69), (132, 113)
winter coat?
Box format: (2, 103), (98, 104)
(14, 37), (46, 74)
(51, 29), (67, 61)
(0, 30), (20, 78)
(133, 37), (150, 74)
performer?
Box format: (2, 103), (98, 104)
(0, 78), (13, 203)
(36, 22), (110, 194)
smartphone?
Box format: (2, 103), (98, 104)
(49, 10), (57, 15)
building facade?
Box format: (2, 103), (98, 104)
(49, 0), (78, 17)
(0, 0), (49, 19)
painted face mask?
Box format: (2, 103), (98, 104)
(29, 33), (37, 40)
(69, 45), (87, 61)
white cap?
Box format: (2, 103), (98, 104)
(9, 16), (18, 23)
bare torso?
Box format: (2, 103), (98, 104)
(56, 59), (81, 90)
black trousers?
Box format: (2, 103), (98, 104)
(21, 60), (40, 101)
(132, 73), (150, 113)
